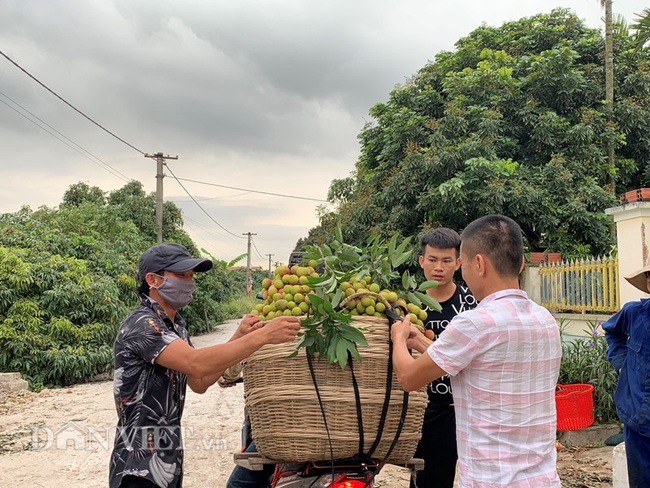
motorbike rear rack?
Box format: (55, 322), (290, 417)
(233, 451), (424, 471)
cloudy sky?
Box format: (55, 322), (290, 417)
(1, 0), (647, 267)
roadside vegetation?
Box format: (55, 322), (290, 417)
(0, 181), (265, 389)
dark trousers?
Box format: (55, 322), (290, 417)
(226, 441), (274, 488)
(410, 405), (457, 488)
(119, 475), (162, 488)
(624, 424), (650, 487)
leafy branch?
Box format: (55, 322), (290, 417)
(293, 226), (440, 368)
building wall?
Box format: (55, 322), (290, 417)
(606, 202), (650, 305)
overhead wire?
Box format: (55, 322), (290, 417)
(0, 49), (145, 154)
(181, 216), (219, 250)
(0, 96), (132, 183)
(182, 215), (245, 256)
(165, 164), (245, 240)
(0, 49), (306, 255)
(173, 191), (252, 202)
(0, 90), (133, 182)
(250, 235), (267, 261)
(182, 213), (244, 247)
(175, 177), (328, 203)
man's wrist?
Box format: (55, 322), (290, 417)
(230, 323), (245, 340)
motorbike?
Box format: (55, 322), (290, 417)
(233, 412), (423, 488)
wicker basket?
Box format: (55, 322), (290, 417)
(242, 315), (427, 464)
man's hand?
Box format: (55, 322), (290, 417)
(391, 314), (413, 344)
(406, 325), (433, 354)
(391, 314), (447, 391)
(261, 315), (302, 344)
(236, 314), (263, 336)
(217, 376), (242, 388)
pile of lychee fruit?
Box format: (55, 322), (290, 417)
(250, 263), (429, 329)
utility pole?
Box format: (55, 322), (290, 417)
(265, 253), (274, 275)
(242, 232), (257, 297)
(144, 152), (178, 244)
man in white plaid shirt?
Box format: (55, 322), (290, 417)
(392, 215), (562, 488)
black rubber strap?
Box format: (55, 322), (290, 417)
(365, 321), (394, 458)
(360, 391), (411, 488)
(306, 352), (336, 472)
(362, 309), (411, 488)
(368, 304), (406, 457)
(378, 389), (410, 467)
(348, 350), (366, 457)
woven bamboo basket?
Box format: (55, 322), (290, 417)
(242, 314), (427, 464)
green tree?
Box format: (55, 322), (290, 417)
(61, 182), (106, 207)
(0, 181), (246, 387)
(107, 181), (189, 245)
(313, 9), (650, 258)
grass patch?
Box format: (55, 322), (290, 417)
(220, 294), (258, 321)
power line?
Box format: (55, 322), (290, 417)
(0, 96), (132, 183)
(173, 191), (252, 202)
(182, 216), (219, 250)
(0, 48), (145, 155)
(182, 215), (242, 256)
(165, 164), (245, 240)
(250, 235), (266, 261)
(175, 177), (328, 202)
(183, 213), (245, 245)
(0, 50), (318, 253)
(0, 90), (133, 182)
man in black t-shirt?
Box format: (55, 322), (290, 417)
(411, 228), (477, 488)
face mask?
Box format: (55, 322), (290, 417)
(152, 275), (196, 310)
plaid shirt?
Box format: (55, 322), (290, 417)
(428, 289), (562, 488)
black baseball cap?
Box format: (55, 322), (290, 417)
(138, 243), (213, 281)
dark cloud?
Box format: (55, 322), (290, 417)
(0, 0), (646, 264)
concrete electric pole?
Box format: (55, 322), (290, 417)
(242, 232), (257, 297)
(144, 152), (178, 244)
(266, 253), (274, 275)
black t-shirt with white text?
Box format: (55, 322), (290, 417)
(423, 285), (476, 410)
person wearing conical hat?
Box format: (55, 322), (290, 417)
(603, 264), (650, 488)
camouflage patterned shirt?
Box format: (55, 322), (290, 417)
(109, 294), (190, 488)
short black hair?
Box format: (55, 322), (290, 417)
(461, 215), (524, 278)
(137, 269), (164, 296)
(420, 228), (462, 257)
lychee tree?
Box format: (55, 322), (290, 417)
(310, 8), (650, 259)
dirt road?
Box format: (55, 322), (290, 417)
(0, 320), (614, 487)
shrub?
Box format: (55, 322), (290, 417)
(0, 182), (255, 387)
(558, 320), (619, 424)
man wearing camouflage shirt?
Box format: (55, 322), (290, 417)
(110, 243), (300, 488)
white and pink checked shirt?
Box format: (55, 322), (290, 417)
(428, 289), (562, 488)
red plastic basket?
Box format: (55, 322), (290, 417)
(555, 383), (594, 431)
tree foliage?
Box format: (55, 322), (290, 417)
(631, 8), (650, 48)
(306, 9), (650, 259)
(0, 181), (245, 388)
